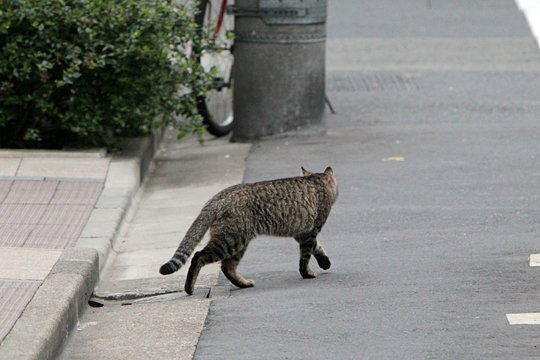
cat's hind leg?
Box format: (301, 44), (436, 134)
(184, 251), (205, 295)
(221, 247), (255, 289)
(185, 235), (237, 295)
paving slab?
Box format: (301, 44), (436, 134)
(0, 204), (47, 225)
(59, 297), (211, 360)
(3, 180), (58, 204)
(51, 182), (105, 205)
(0, 248), (62, 280)
(0, 225), (32, 247)
(17, 158), (110, 179)
(0, 182), (11, 203)
(39, 204), (94, 226)
(0, 179), (103, 251)
(25, 224), (84, 248)
(0, 159), (20, 177)
(79, 208), (124, 239)
(0, 149), (106, 159)
(0, 280), (41, 343)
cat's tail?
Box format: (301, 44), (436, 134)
(159, 203), (217, 275)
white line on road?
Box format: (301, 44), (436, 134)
(506, 313), (540, 325)
(516, 0), (540, 49)
(528, 254), (540, 267)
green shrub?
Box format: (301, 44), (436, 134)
(0, 0), (209, 148)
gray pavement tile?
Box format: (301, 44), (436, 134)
(25, 224), (83, 249)
(0, 224), (32, 247)
(79, 208), (123, 239)
(0, 248), (62, 280)
(0, 176), (44, 181)
(0, 280), (41, 343)
(17, 157), (110, 180)
(94, 189), (131, 210)
(38, 204), (93, 226)
(0, 204), (47, 225)
(58, 297), (210, 360)
(44, 177), (105, 183)
(0, 149), (106, 159)
(102, 159), (140, 191)
(50, 182), (103, 205)
(0, 159), (21, 177)
(0, 181), (12, 203)
(3, 180), (58, 205)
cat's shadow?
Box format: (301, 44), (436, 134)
(221, 269), (341, 295)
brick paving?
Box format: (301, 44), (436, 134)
(0, 280), (41, 342)
(0, 177), (104, 343)
(0, 179), (102, 247)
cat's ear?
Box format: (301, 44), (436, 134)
(301, 167), (313, 176)
(324, 166), (334, 175)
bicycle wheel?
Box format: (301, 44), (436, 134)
(196, 0), (234, 137)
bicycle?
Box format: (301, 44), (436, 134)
(194, 0), (235, 137)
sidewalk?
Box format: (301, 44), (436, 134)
(0, 133), (161, 359)
(0, 129), (250, 359)
(55, 131), (249, 360)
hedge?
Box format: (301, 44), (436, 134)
(0, 0), (210, 148)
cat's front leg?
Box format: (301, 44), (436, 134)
(296, 236), (317, 279)
(313, 243), (331, 270)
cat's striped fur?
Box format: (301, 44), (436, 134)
(159, 167), (338, 295)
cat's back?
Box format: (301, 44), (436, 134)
(214, 177), (319, 235)
(214, 176), (316, 201)
(248, 176), (319, 205)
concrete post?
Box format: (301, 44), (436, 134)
(231, 0), (327, 142)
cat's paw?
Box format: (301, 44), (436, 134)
(300, 269), (317, 279)
(184, 283), (195, 295)
(316, 256), (331, 270)
(238, 279), (255, 288)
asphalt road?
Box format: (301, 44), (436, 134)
(195, 1), (540, 359)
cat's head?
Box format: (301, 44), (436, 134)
(301, 166), (338, 202)
(301, 166), (334, 177)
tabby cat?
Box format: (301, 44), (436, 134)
(160, 167), (338, 295)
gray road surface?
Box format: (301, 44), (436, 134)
(194, 1), (540, 359)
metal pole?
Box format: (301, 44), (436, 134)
(231, 0), (327, 141)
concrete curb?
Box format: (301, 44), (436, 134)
(0, 130), (164, 360)
(0, 249), (99, 360)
